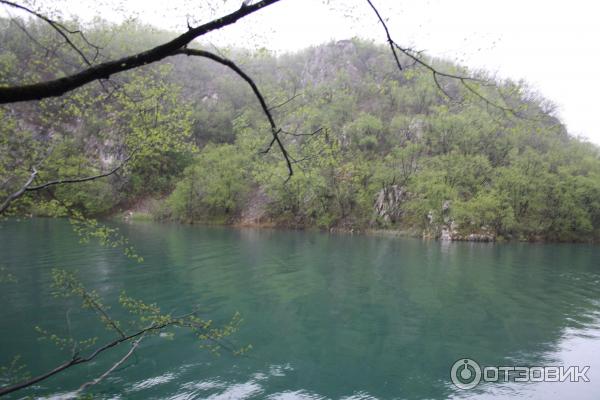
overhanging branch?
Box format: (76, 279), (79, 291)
(365, 0), (515, 113)
(0, 0), (282, 104)
(176, 48), (293, 178)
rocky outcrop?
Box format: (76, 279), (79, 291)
(440, 226), (453, 241)
(374, 185), (407, 224)
(300, 40), (369, 87)
(238, 187), (271, 226)
(450, 226), (496, 242)
(428, 200), (496, 242)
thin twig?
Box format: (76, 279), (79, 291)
(267, 91), (302, 112)
(25, 151), (135, 192)
(0, 0), (94, 66)
(0, 320), (168, 396)
(280, 127), (324, 137)
(364, 0), (403, 72)
(75, 334), (146, 394)
(365, 0), (515, 112)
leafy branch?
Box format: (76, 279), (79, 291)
(0, 269), (247, 397)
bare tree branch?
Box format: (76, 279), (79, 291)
(25, 151), (135, 192)
(75, 333), (146, 394)
(0, 152), (135, 216)
(0, 0), (102, 56)
(0, 0), (95, 66)
(431, 71), (453, 99)
(281, 127), (324, 137)
(364, 0), (403, 72)
(175, 48), (293, 178)
(365, 0), (516, 113)
(0, 0), (282, 104)
(0, 321), (170, 397)
(268, 90), (302, 112)
(459, 78), (517, 115)
(0, 0), (306, 179)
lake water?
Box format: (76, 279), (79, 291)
(1, 218), (600, 399)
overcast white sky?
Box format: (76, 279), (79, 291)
(7, 0), (600, 144)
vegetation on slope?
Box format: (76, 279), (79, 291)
(2, 19), (599, 242)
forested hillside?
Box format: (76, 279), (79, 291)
(2, 19), (600, 242)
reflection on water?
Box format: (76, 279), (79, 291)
(1, 219), (600, 399)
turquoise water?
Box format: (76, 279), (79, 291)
(1, 218), (599, 399)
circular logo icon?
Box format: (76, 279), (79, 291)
(450, 358), (482, 390)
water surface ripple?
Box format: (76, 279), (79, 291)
(1, 219), (599, 399)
